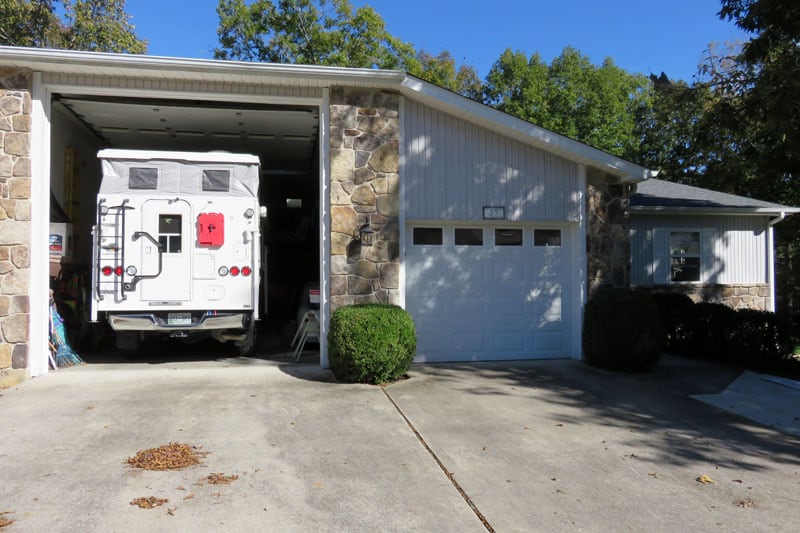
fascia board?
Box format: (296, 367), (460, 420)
(0, 46), (406, 86)
(630, 205), (800, 216)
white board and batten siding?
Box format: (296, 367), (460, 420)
(630, 214), (769, 285)
(402, 99), (582, 363)
(403, 99), (581, 222)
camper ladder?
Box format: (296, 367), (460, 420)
(94, 198), (132, 302)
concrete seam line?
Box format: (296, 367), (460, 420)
(380, 386), (495, 533)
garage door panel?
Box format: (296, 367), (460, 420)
(534, 287), (562, 323)
(492, 261), (527, 285)
(493, 331), (526, 353)
(407, 225), (570, 362)
(410, 294), (446, 318)
(535, 331), (564, 353)
(452, 331), (485, 353)
(493, 295), (527, 318)
(452, 296), (485, 319)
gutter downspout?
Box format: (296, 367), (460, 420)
(767, 212), (786, 312)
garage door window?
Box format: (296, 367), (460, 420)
(534, 229), (561, 247)
(413, 227), (443, 245)
(455, 228), (483, 246)
(495, 228), (523, 246)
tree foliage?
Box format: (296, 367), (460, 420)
(636, 0), (800, 318)
(483, 46), (650, 158)
(214, 0), (480, 97)
(0, 0), (146, 53)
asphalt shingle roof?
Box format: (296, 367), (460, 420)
(630, 178), (798, 212)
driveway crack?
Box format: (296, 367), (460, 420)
(381, 386), (494, 532)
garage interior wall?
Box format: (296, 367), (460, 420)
(49, 103), (103, 259)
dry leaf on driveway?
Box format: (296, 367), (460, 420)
(130, 497), (168, 509)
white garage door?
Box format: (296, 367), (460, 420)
(406, 225), (570, 362)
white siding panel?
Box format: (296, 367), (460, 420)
(630, 215), (768, 284)
(404, 100), (579, 222)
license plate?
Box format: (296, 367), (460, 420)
(167, 312), (192, 326)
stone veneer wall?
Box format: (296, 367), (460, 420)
(328, 87), (400, 309)
(638, 284), (771, 311)
(586, 169), (634, 295)
(0, 68), (32, 388)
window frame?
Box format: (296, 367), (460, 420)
(668, 229), (702, 283)
(157, 214), (183, 254)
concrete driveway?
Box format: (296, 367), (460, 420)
(1, 354), (798, 532)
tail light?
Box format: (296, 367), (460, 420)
(101, 266), (123, 276)
(217, 265), (252, 277)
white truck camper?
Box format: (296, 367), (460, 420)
(91, 149), (264, 355)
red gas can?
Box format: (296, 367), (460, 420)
(197, 212), (225, 246)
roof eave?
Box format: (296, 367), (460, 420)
(630, 205), (800, 216)
(1, 46), (657, 183)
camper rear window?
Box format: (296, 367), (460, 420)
(202, 169), (231, 192)
(158, 215), (182, 253)
(129, 167), (159, 189)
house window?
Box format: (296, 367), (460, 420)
(670, 231), (700, 282)
(455, 228), (483, 246)
(495, 228), (523, 246)
(534, 229), (561, 247)
(413, 227), (443, 245)
(158, 214), (182, 253)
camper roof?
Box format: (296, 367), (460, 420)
(98, 149), (260, 166)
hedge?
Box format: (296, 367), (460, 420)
(328, 303), (416, 384)
(582, 288), (665, 373)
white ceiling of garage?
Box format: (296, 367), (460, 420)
(56, 96), (319, 174)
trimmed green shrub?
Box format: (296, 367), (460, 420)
(582, 288), (665, 373)
(328, 303), (416, 384)
(683, 303), (736, 360)
(651, 292), (695, 352)
(728, 309), (794, 369)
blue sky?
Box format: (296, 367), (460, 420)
(126, 0), (749, 82)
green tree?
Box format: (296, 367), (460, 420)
(0, 0), (63, 48)
(63, 0), (146, 53)
(215, 0), (480, 98)
(215, 0), (415, 69)
(483, 46), (650, 158)
(715, 0), (800, 319)
(0, 0), (146, 53)
(413, 49), (482, 99)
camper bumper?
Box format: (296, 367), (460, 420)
(106, 312), (247, 332)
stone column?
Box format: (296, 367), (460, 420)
(329, 88), (400, 310)
(0, 68), (32, 388)
(586, 169), (633, 296)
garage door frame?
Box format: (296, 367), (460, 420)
(28, 76), (332, 375)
